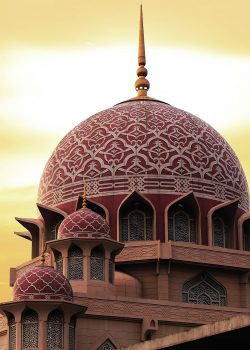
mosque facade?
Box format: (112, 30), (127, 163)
(1, 6), (250, 350)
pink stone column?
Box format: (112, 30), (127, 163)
(64, 321), (69, 350)
(38, 319), (46, 349)
(15, 321), (22, 349)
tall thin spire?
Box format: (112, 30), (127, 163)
(138, 4), (146, 67)
(82, 181), (87, 209)
(40, 233), (46, 266)
(135, 5), (150, 96)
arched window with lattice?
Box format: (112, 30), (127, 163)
(69, 317), (75, 350)
(50, 221), (61, 240)
(212, 216), (230, 248)
(9, 314), (16, 350)
(22, 309), (39, 350)
(68, 245), (83, 280)
(90, 246), (104, 280)
(243, 219), (250, 251)
(168, 206), (196, 243)
(54, 250), (63, 273)
(47, 309), (63, 350)
(120, 193), (154, 242)
(182, 272), (226, 306)
(97, 339), (116, 350)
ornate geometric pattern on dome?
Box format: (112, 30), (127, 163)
(68, 245), (83, 280)
(38, 100), (249, 211)
(168, 210), (196, 242)
(47, 310), (63, 350)
(13, 266), (73, 301)
(212, 216), (229, 248)
(97, 339), (116, 350)
(9, 315), (16, 350)
(22, 310), (39, 350)
(58, 208), (111, 239)
(16, 253), (50, 278)
(182, 272), (226, 306)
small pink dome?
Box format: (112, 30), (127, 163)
(58, 208), (111, 239)
(13, 266), (73, 301)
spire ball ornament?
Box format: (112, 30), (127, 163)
(82, 181), (87, 209)
(135, 5), (150, 96)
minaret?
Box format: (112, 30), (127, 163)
(134, 5), (150, 96)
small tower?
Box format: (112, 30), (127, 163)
(0, 264), (85, 349)
(47, 192), (123, 297)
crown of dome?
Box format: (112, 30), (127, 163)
(58, 208), (111, 239)
(38, 100), (249, 212)
(13, 266), (73, 301)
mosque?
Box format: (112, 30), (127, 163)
(1, 6), (250, 350)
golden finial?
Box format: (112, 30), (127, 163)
(82, 181), (87, 209)
(135, 5), (150, 96)
(40, 236), (46, 266)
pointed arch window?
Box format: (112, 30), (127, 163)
(47, 310), (63, 350)
(97, 339), (116, 350)
(182, 272), (226, 306)
(168, 208), (196, 243)
(243, 220), (250, 251)
(22, 309), (39, 350)
(68, 245), (83, 280)
(212, 216), (229, 248)
(50, 222), (61, 240)
(120, 193), (154, 242)
(54, 251), (63, 273)
(9, 314), (16, 350)
(90, 246), (104, 281)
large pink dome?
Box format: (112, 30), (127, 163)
(38, 100), (249, 212)
(13, 266), (73, 301)
(58, 208), (111, 239)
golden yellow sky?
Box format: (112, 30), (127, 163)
(0, 0), (250, 301)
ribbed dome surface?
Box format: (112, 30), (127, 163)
(58, 208), (111, 239)
(38, 100), (249, 212)
(13, 266), (73, 301)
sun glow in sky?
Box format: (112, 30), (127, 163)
(0, 0), (250, 301)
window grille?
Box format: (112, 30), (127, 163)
(90, 248), (104, 280)
(9, 314), (16, 350)
(69, 318), (75, 350)
(182, 273), (226, 306)
(168, 209), (196, 243)
(121, 218), (129, 241)
(47, 310), (63, 350)
(97, 339), (116, 350)
(50, 222), (61, 240)
(55, 251), (63, 273)
(68, 245), (83, 280)
(121, 210), (153, 241)
(22, 309), (39, 350)
(212, 216), (229, 248)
